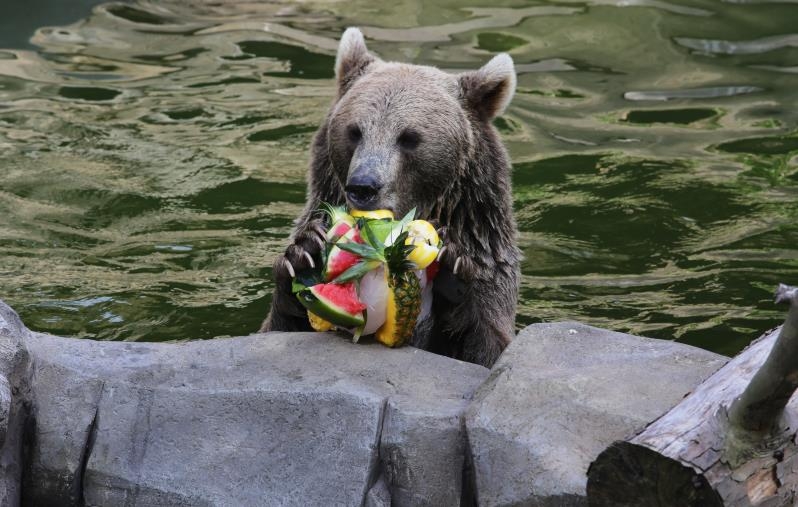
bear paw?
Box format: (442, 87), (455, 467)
(274, 218), (327, 286)
(432, 224), (476, 282)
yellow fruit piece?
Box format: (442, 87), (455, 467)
(375, 271), (421, 348)
(406, 220), (439, 244)
(351, 209), (394, 220)
(406, 243), (439, 270)
(308, 311), (334, 332)
(375, 290), (400, 347)
(404, 220), (440, 269)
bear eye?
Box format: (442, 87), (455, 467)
(397, 129), (421, 151)
(347, 124), (362, 144)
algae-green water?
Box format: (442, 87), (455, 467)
(1, 0), (796, 356)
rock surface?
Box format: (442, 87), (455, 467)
(0, 300), (31, 506)
(0, 299), (732, 506)
(465, 322), (728, 506)
(23, 327), (488, 506)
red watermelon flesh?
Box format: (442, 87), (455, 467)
(325, 227), (364, 281)
(326, 221), (353, 241)
(312, 282), (366, 314)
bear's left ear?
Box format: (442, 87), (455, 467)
(458, 53), (517, 121)
(335, 27), (377, 96)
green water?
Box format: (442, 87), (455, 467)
(1, 0), (796, 356)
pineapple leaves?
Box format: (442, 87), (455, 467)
(397, 207), (417, 231)
(309, 203), (423, 284)
(384, 230), (416, 273)
(335, 242), (383, 261)
(335, 260), (382, 283)
(319, 202), (350, 226)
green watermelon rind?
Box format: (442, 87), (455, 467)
(297, 286), (365, 328)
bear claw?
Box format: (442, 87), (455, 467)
(452, 255), (476, 281)
(295, 220), (326, 251)
(302, 251), (315, 269)
(308, 222), (327, 249)
(283, 257), (296, 278)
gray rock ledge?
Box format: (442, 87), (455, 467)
(466, 322), (728, 506)
(0, 300), (728, 506)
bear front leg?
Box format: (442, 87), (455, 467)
(431, 248), (518, 367)
(427, 271), (516, 368)
(455, 276), (517, 366)
(260, 218), (327, 332)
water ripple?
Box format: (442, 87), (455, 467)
(0, 0), (796, 355)
(624, 86), (764, 101)
(676, 34), (798, 54)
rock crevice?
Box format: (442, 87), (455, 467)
(78, 405), (100, 506)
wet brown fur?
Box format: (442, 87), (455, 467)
(261, 29), (520, 368)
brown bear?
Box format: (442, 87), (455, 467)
(261, 28), (520, 368)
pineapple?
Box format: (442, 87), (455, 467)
(375, 226), (422, 347)
(376, 270), (421, 347)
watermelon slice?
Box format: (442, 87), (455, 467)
(297, 282), (366, 328)
(325, 227), (364, 281)
(323, 206), (355, 239)
(326, 220), (353, 241)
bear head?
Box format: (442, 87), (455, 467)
(326, 27), (516, 219)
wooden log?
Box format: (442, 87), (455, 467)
(587, 284), (798, 507)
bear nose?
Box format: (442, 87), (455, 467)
(345, 173), (382, 209)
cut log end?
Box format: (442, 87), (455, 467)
(587, 284), (798, 505)
(586, 442), (723, 507)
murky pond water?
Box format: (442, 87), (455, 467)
(1, 0), (796, 355)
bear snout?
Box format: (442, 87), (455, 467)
(345, 161), (385, 210)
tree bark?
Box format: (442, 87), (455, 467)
(587, 284), (798, 507)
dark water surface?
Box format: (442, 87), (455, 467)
(1, 0), (796, 355)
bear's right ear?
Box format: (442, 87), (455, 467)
(458, 53), (517, 121)
(335, 27), (376, 96)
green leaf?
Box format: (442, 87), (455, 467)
(394, 208), (416, 234)
(319, 202), (351, 225)
(394, 230), (410, 246)
(334, 260), (382, 283)
(336, 242), (382, 260)
(361, 220), (380, 249)
(400, 207), (417, 224)
(352, 310), (366, 343)
(318, 202), (335, 225)
(291, 279), (308, 294)
(382, 208), (416, 247)
(321, 242), (330, 269)
(364, 220), (394, 246)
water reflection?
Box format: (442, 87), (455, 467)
(0, 0), (797, 355)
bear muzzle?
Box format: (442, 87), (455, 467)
(345, 165), (384, 210)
